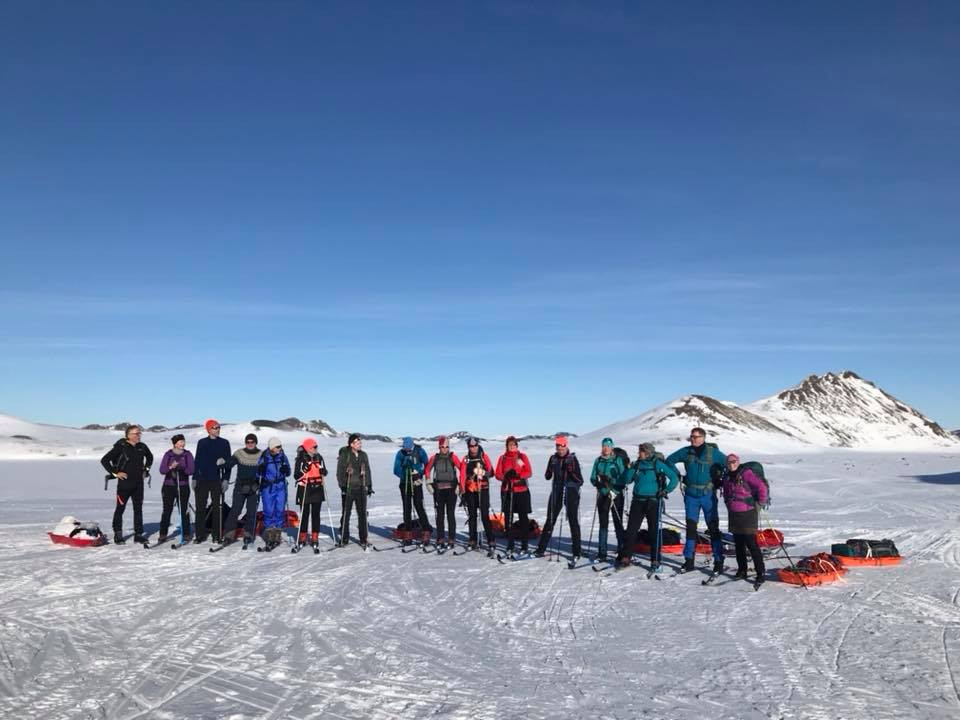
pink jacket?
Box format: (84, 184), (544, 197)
(721, 468), (768, 513)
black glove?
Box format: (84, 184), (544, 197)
(656, 489), (668, 499)
(367, 487), (374, 497)
(505, 469), (518, 481)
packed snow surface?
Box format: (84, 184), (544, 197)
(1, 431), (959, 719)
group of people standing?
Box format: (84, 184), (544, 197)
(100, 422), (769, 580)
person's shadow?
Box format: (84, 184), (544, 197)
(909, 472), (960, 485)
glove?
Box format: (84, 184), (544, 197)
(191, 477), (197, 491)
(655, 489), (668, 499)
(759, 500), (771, 511)
(216, 457), (226, 467)
(144, 472), (151, 488)
(410, 471), (421, 481)
(426, 482), (434, 495)
(505, 469), (518, 481)
(367, 487), (374, 497)
(169, 459), (178, 469)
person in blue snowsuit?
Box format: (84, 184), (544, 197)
(258, 436), (291, 547)
(665, 427), (727, 573)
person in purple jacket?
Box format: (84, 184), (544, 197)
(720, 454), (769, 583)
(158, 434), (195, 542)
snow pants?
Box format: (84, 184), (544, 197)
(734, 533), (765, 577)
(684, 492), (724, 562)
(261, 481), (287, 530)
(433, 487), (457, 542)
(464, 488), (494, 545)
(195, 481), (223, 542)
(340, 491), (368, 544)
(536, 484), (581, 557)
(159, 483), (191, 539)
(596, 491), (625, 558)
(400, 483), (430, 533)
(224, 485), (259, 539)
(113, 478), (144, 535)
(618, 496), (660, 565)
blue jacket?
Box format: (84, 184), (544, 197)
(621, 457), (680, 498)
(589, 454), (626, 496)
(665, 443), (726, 498)
(194, 436), (232, 485)
(258, 449), (291, 485)
(393, 445), (428, 482)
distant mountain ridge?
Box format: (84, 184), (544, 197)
(583, 371), (958, 452)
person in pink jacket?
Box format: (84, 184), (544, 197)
(720, 454), (769, 583)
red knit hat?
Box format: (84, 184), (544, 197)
(555, 435), (568, 447)
(438, 435), (448, 448)
(302, 438), (318, 451)
(205, 419), (220, 432)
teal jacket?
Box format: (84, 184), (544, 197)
(665, 443), (727, 498)
(621, 457), (679, 498)
(589, 454), (626, 496)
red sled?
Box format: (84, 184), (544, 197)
(242, 510), (300, 537)
(756, 528), (784, 547)
(48, 516), (106, 547)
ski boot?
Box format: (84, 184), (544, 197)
(679, 557), (696, 573)
(733, 569), (748, 580)
(713, 559), (725, 574)
(113, 532), (125, 545)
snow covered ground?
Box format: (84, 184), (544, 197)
(1, 438), (960, 719)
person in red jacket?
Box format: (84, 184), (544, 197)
(423, 436), (462, 550)
(459, 436), (495, 554)
(495, 435), (533, 556)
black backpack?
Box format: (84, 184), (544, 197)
(613, 447), (631, 471)
(845, 538), (899, 558)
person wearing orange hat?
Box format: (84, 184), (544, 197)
(535, 435), (584, 563)
(423, 436), (462, 552)
(193, 419), (232, 544)
(293, 438), (328, 551)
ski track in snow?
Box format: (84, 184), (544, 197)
(1, 451), (960, 719)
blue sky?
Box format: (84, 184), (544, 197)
(1, 1), (958, 436)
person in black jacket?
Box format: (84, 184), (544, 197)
(535, 435), (584, 559)
(101, 424), (153, 544)
(193, 419), (232, 543)
(293, 438), (328, 549)
(336, 433), (373, 547)
(222, 433), (262, 547)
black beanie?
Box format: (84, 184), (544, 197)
(348, 433), (361, 445)
(245, 433), (258, 444)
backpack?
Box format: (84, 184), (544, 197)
(844, 538), (899, 558)
(431, 453), (458, 487)
(738, 460), (770, 506)
(613, 447), (631, 472)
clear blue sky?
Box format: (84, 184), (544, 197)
(1, 1), (958, 436)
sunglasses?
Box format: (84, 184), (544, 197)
(245, 440), (256, 444)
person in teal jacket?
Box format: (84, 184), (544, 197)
(588, 437), (627, 561)
(615, 442), (679, 571)
(665, 427), (727, 573)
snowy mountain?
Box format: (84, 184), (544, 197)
(579, 394), (807, 453)
(748, 371), (957, 450)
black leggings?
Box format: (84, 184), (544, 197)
(224, 487), (259, 540)
(434, 487), (457, 541)
(464, 488), (494, 544)
(160, 483), (191, 538)
(401, 484), (430, 531)
(340, 492), (368, 544)
(537, 485), (581, 556)
(619, 496), (660, 564)
(734, 533), (765, 576)
(299, 501), (324, 535)
(195, 482), (223, 542)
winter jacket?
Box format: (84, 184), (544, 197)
(495, 450), (532, 494)
(589, 453), (626, 496)
(337, 447), (372, 495)
(230, 447), (262, 492)
(424, 451), (462, 491)
(294, 447), (327, 505)
(544, 452), (584, 490)
(101, 439), (154, 482)
(665, 443), (727, 498)
(621, 457), (679, 498)
(459, 449), (494, 493)
(159, 449), (195, 486)
(393, 445), (429, 485)
(721, 467), (768, 513)
(194, 436), (232, 486)
(258, 449), (290, 486)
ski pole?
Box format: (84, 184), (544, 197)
(545, 485), (556, 560)
(295, 477), (308, 549)
(555, 484), (565, 563)
(654, 475), (665, 568)
(586, 488), (599, 560)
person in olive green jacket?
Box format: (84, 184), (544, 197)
(615, 442), (679, 571)
(588, 437), (627, 561)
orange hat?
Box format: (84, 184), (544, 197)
(205, 419), (220, 432)
(555, 435), (568, 447)
(302, 438), (318, 451)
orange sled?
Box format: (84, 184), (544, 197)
(633, 542), (711, 555)
(835, 555), (902, 568)
(778, 553), (847, 586)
